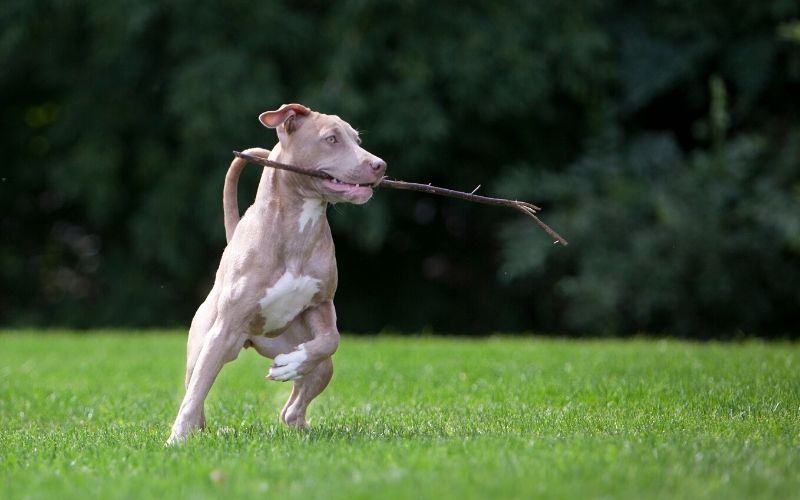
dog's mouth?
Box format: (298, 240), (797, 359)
(319, 175), (376, 203)
(324, 176), (374, 188)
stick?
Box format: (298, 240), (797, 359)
(378, 178), (568, 245)
(233, 150), (568, 246)
(234, 151), (331, 179)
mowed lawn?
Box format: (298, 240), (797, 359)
(0, 332), (798, 499)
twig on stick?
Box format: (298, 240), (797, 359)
(233, 150), (568, 246)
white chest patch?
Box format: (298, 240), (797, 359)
(258, 272), (321, 333)
(298, 198), (325, 233)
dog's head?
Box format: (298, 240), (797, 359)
(260, 103), (387, 205)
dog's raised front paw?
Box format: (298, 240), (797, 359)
(268, 345), (309, 381)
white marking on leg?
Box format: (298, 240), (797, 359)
(258, 273), (321, 334)
(298, 198), (325, 233)
(274, 345), (308, 366)
(269, 344), (308, 381)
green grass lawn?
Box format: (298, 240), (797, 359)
(0, 331), (798, 499)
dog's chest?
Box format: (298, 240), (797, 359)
(255, 271), (321, 334)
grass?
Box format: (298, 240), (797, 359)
(0, 331), (798, 499)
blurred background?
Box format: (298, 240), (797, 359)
(1, 0), (798, 338)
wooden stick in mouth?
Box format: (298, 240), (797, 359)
(233, 150), (568, 246)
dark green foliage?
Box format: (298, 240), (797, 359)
(1, 0), (798, 336)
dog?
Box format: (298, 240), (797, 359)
(167, 103), (386, 445)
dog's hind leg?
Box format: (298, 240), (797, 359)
(242, 334), (329, 429)
(280, 356), (333, 429)
(167, 314), (243, 446)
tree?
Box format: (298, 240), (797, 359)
(1, 0), (798, 337)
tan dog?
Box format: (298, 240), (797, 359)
(167, 104), (386, 445)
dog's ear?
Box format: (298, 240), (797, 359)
(259, 103), (311, 134)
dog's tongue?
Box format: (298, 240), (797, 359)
(323, 178), (373, 203)
(342, 184), (372, 196)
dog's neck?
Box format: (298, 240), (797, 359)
(257, 168), (328, 226)
(248, 146), (333, 267)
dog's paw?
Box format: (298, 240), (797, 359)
(268, 345), (308, 381)
(165, 431), (188, 447)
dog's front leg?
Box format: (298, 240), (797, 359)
(268, 301), (339, 381)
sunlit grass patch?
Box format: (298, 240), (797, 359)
(1, 332), (798, 499)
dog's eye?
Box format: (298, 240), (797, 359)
(325, 135), (338, 144)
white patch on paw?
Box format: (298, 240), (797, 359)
(269, 344), (308, 381)
(274, 346), (308, 366)
(258, 273), (321, 334)
(298, 198), (325, 233)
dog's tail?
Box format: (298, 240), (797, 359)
(223, 147), (271, 243)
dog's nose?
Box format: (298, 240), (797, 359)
(370, 159), (387, 174)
